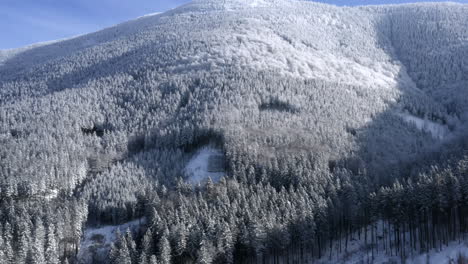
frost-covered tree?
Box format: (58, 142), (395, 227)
(158, 234), (172, 264)
(45, 224), (60, 264)
(1, 0), (468, 263)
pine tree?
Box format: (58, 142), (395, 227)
(110, 230), (124, 263)
(28, 240), (45, 264)
(248, 220), (266, 257)
(158, 234), (171, 264)
(197, 237), (213, 264)
(3, 239), (14, 264)
(16, 219), (31, 263)
(139, 229), (153, 264)
(186, 226), (203, 261)
(124, 228), (137, 263)
(29, 217), (46, 264)
(115, 240), (132, 264)
(0, 231), (6, 264)
(45, 224), (60, 264)
(0, 249), (4, 264)
(219, 222), (234, 264)
(173, 225), (187, 257)
(109, 242), (119, 263)
(149, 254), (159, 264)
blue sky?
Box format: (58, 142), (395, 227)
(0, 0), (466, 49)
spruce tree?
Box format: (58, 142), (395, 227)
(29, 217), (45, 264)
(139, 229), (153, 264)
(16, 220), (30, 263)
(0, 249), (4, 264)
(149, 254), (159, 264)
(219, 222), (234, 264)
(45, 224), (59, 264)
(173, 225), (187, 257)
(197, 237), (213, 264)
(158, 234), (171, 264)
(115, 240), (132, 264)
(124, 228), (137, 263)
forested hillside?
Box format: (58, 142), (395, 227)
(0, 0), (467, 263)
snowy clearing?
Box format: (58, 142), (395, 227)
(77, 218), (145, 263)
(398, 113), (450, 140)
(185, 146), (225, 185)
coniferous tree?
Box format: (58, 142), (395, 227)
(197, 237), (214, 264)
(219, 222), (234, 264)
(158, 234), (171, 264)
(16, 220), (30, 264)
(45, 224), (60, 264)
(124, 228), (137, 263)
(149, 254), (158, 264)
(29, 217), (46, 264)
(115, 240), (132, 264)
(139, 229), (153, 264)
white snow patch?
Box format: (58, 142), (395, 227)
(185, 147), (225, 185)
(78, 218), (145, 263)
(407, 242), (468, 264)
(398, 113), (450, 140)
(44, 189), (59, 200)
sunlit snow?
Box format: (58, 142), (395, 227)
(250, 0), (268, 7)
(44, 189), (59, 200)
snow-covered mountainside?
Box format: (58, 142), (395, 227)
(1, 0), (468, 263)
(1, 0), (466, 193)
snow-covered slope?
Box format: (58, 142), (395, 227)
(0, 1), (436, 90)
(0, 0), (460, 101)
(2, 1), (468, 263)
(160, 0), (408, 89)
(1, 0), (466, 195)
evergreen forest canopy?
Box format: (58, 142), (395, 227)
(0, 0), (468, 263)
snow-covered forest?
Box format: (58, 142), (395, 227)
(0, 0), (468, 263)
